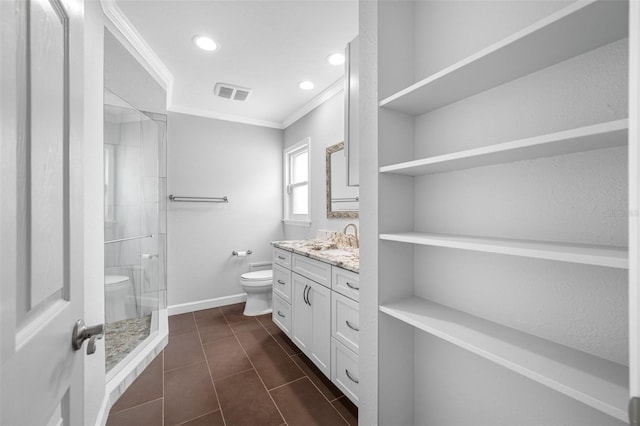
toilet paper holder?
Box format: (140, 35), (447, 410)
(232, 250), (252, 256)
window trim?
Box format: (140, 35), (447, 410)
(283, 137), (311, 224)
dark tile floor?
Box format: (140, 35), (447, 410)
(106, 303), (358, 426)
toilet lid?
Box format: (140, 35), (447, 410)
(241, 269), (272, 282)
(105, 275), (129, 286)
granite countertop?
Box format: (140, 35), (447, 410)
(271, 239), (359, 273)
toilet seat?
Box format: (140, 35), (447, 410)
(105, 275), (130, 291)
(240, 270), (273, 286)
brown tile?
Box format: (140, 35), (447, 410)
(111, 354), (164, 413)
(164, 331), (205, 372)
(271, 329), (302, 356)
(203, 336), (253, 380)
(215, 369), (283, 426)
(198, 321), (234, 344)
(292, 353), (343, 401)
(270, 377), (348, 426)
(229, 317), (265, 336)
(235, 328), (304, 389)
(332, 396), (358, 426)
(193, 307), (224, 324)
(256, 313), (279, 333)
(164, 362), (219, 426)
(106, 398), (162, 426)
(169, 313), (197, 336)
(220, 303), (252, 323)
(177, 410), (225, 426)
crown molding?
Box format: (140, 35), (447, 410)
(100, 0), (174, 105)
(99, 1), (343, 130)
(282, 77), (345, 129)
(168, 104), (285, 130)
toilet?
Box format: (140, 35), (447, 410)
(105, 275), (132, 323)
(240, 269), (273, 316)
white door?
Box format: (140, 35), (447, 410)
(1, 0), (91, 425)
(292, 273), (311, 353)
(308, 280), (331, 376)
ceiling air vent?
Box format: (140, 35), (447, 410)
(214, 83), (251, 101)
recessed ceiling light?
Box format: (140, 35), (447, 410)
(193, 35), (218, 51)
(326, 53), (345, 66)
(299, 81), (314, 90)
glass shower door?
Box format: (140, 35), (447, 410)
(103, 90), (166, 373)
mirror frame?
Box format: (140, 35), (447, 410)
(326, 142), (359, 219)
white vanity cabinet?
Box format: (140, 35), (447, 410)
(292, 272), (331, 376)
(272, 248), (293, 338)
(331, 266), (359, 405)
(272, 246), (360, 406)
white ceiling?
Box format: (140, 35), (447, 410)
(115, 0), (358, 128)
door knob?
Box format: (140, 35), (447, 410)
(72, 319), (104, 354)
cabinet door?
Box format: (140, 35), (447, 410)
(291, 273), (311, 354)
(308, 280), (332, 376)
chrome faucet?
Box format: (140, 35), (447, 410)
(343, 223), (359, 248)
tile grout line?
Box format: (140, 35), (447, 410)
(255, 315), (345, 405)
(331, 396), (354, 426)
(227, 315), (289, 426)
(255, 315), (351, 423)
(193, 310), (228, 426)
(266, 375), (308, 392)
(255, 316), (302, 359)
(174, 409), (222, 426)
(210, 367), (255, 384)
(109, 397), (164, 416)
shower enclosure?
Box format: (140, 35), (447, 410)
(103, 89), (167, 375)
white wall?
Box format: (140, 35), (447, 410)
(167, 112), (284, 308)
(283, 90), (359, 240)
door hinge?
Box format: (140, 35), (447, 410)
(630, 396), (640, 426)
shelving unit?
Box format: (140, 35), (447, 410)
(379, 297), (628, 422)
(378, 0), (628, 116)
(379, 232), (628, 269)
(364, 0), (636, 424)
(379, 120), (628, 176)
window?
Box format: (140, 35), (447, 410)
(284, 138), (310, 225)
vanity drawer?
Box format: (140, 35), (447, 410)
(332, 292), (359, 354)
(332, 266), (359, 302)
(273, 248), (292, 269)
(331, 338), (359, 406)
(273, 264), (292, 302)
(272, 294), (291, 337)
(292, 254), (332, 288)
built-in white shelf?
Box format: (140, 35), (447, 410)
(378, 0), (628, 116)
(379, 297), (628, 422)
(379, 120), (628, 176)
(379, 232), (628, 269)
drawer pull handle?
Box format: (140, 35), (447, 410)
(278, 256), (286, 260)
(345, 369), (359, 384)
(277, 279), (286, 285)
(346, 282), (359, 290)
(305, 286), (312, 306)
(345, 320), (359, 332)
(277, 311), (285, 318)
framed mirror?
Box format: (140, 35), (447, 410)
(326, 142), (359, 219)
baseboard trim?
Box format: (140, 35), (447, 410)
(167, 293), (247, 316)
